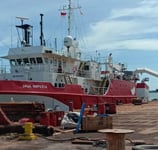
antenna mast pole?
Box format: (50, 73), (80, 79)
(68, 0), (72, 35)
(40, 14), (45, 46)
(60, 0), (81, 36)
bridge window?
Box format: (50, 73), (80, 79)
(84, 65), (89, 70)
(23, 58), (29, 64)
(36, 57), (43, 64)
(17, 59), (22, 65)
(10, 59), (16, 66)
(30, 58), (36, 64)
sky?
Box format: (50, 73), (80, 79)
(0, 0), (158, 90)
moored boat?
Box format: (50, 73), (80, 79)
(0, 0), (149, 111)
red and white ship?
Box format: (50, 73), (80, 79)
(0, 0), (150, 111)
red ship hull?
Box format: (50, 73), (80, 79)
(0, 80), (136, 109)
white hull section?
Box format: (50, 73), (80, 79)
(0, 94), (69, 111)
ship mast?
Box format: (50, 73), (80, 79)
(40, 14), (45, 46)
(60, 0), (82, 59)
(68, 0), (72, 35)
(60, 0), (81, 36)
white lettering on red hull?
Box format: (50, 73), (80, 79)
(22, 84), (48, 89)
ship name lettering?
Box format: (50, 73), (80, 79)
(23, 84), (32, 88)
(32, 85), (47, 89)
(22, 84), (47, 89)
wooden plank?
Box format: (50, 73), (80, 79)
(50, 125), (75, 133)
(72, 139), (94, 145)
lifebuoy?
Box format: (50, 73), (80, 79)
(132, 145), (158, 150)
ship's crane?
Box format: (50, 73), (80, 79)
(135, 68), (158, 78)
(133, 68), (158, 104)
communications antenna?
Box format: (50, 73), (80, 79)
(59, 0), (82, 35)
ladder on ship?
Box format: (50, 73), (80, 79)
(79, 62), (84, 70)
(99, 78), (107, 94)
(78, 62), (85, 76)
(64, 75), (72, 84)
(101, 78), (107, 87)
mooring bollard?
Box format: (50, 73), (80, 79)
(19, 122), (37, 140)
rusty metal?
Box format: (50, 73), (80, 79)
(0, 102), (45, 123)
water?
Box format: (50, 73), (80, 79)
(149, 92), (158, 100)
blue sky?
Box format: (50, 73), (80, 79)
(0, 0), (158, 90)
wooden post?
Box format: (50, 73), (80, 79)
(98, 129), (134, 150)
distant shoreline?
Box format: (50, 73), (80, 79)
(149, 88), (158, 92)
(149, 90), (158, 93)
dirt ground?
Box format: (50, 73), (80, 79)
(1, 101), (158, 150)
(113, 100), (158, 145)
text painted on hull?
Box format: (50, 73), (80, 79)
(22, 84), (48, 89)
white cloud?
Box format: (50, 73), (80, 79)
(140, 0), (158, 6)
(109, 39), (158, 50)
(1, 0), (158, 53)
(82, 0), (158, 51)
(110, 0), (158, 19)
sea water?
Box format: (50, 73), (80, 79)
(149, 92), (158, 100)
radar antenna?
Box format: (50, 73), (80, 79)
(16, 17), (29, 42)
(16, 16), (33, 47)
(16, 16), (29, 24)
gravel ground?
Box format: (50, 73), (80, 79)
(1, 101), (158, 150)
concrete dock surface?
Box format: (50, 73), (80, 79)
(1, 101), (158, 150)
